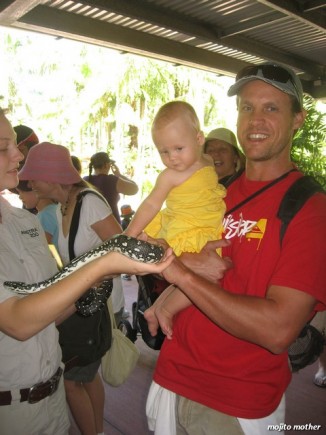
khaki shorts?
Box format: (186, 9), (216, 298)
(176, 395), (244, 435)
(146, 381), (285, 435)
(176, 394), (286, 435)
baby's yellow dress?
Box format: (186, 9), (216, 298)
(144, 166), (226, 256)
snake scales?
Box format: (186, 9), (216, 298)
(4, 234), (165, 316)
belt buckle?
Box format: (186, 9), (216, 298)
(27, 368), (62, 404)
(27, 381), (45, 404)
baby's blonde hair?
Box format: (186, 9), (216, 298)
(151, 101), (201, 139)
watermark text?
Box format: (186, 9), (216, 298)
(267, 423), (322, 431)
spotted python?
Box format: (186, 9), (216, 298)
(4, 234), (165, 316)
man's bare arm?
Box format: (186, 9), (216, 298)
(180, 239), (232, 283)
(161, 257), (316, 354)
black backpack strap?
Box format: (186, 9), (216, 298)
(277, 176), (325, 245)
(225, 169), (297, 216)
(68, 189), (108, 260)
(224, 167), (245, 188)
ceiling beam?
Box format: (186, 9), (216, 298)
(256, 0), (326, 32)
(13, 4), (323, 99)
(80, 0), (225, 39)
(14, 5), (246, 76)
(40, 1), (325, 78)
(0, 0), (42, 24)
(220, 12), (285, 37)
(85, 0), (286, 41)
(303, 0), (326, 13)
(78, 0), (325, 77)
(220, 34), (323, 79)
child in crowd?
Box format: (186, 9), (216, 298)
(120, 204), (135, 231)
(15, 179), (59, 247)
(125, 101), (226, 339)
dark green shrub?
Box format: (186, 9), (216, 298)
(292, 95), (326, 188)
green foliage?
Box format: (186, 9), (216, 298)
(80, 62), (92, 78)
(292, 95), (326, 188)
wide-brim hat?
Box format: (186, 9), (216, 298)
(19, 142), (82, 185)
(206, 128), (238, 149)
(227, 62), (303, 109)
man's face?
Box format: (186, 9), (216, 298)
(236, 80), (305, 163)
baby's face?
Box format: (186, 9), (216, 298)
(153, 117), (204, 172)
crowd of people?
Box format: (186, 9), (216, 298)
(18, 142), (125, 434)
(0, 108), (173, 435)
(0, 61), (325, 435)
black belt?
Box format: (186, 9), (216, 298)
(63, 356), (79, 373)
(0, 367), (63, 406)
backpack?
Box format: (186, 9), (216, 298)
(57, 189), (112, 368)
(228, 173), (325, 372)
(277, 176), (325, 371)
(277, 175), (325, 245)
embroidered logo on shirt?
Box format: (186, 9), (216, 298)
(224, 215), (267, 247)
(21, 227), (39, 238)
(246, 219), (267, 240)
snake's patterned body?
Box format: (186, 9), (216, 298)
(4, 234), (164, 316)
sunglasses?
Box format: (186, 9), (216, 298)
(236, 64), (300, 102)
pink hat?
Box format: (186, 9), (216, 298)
(19, 142), (82, 184)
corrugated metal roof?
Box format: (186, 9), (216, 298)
(1, 0), (325, 99)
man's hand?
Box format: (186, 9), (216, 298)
(138, 234), (232, 284)
(180, 239), (232, 283)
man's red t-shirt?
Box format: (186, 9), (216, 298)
(154, 171), (326, 418)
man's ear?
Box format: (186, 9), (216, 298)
(293, 109), (306, 131)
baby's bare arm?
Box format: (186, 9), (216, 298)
(144, 284), (192, 338)
(125, 169), (177, 237)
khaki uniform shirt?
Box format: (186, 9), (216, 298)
(0, 196), (61, 390)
